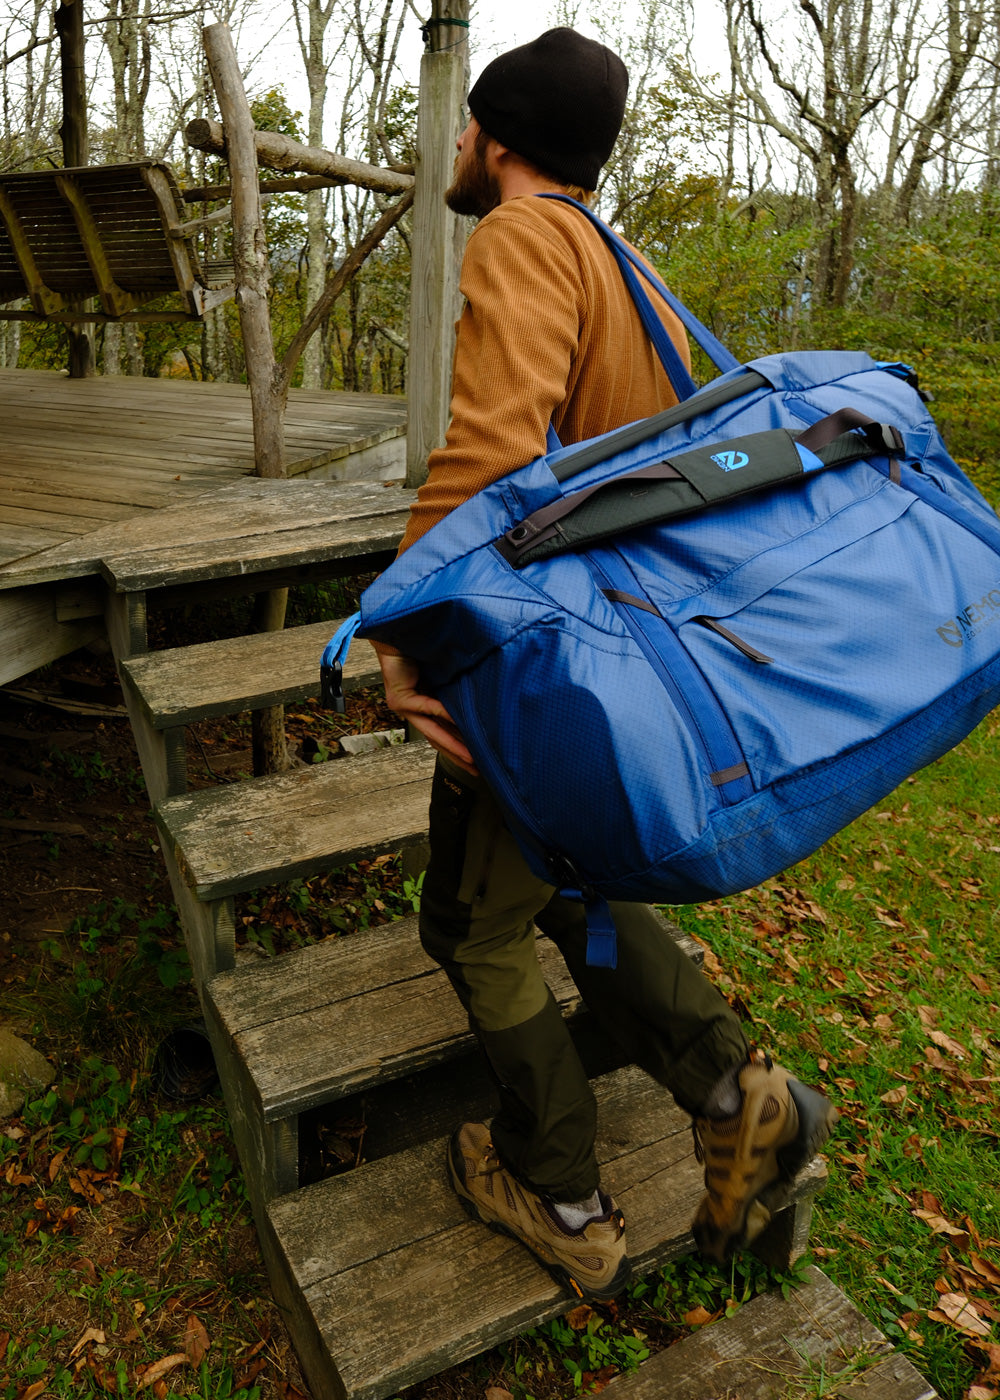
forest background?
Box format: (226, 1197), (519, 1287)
(2, 0), (999, 494)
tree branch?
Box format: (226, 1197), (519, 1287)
(278, 185), (414, 392)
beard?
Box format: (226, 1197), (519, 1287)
(444, 129), (501, 219)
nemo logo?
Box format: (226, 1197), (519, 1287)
(710, 449), (750, 471)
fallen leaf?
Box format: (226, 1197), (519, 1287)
(874, 1014), (894, 1031)
(184, 1315), (210, 1366)
(15, 1383), (47, 1400)
(683, 1305), (716, 1326)
(928, 1293), (993, 1338)
(564, 1304), (596, 1331)
(72, 1257), (98, 1285)
(485, 1389), (515, 1400)
(929, 1029), (967, 1059)
(881, 1085), (909, 1106)
(234, 1359), (268, 1391)
(135, 1354), (186, 1388)
(966, 1387), (998, 1400)
(969, 971), (992, 995)
(971, 1255), (1000, 1288)
(916, 1005), (940, 1030)
(913, 1208), (970, 1247)
(69, 1328), (107, 1360)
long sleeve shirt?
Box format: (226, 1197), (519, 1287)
(397, 194), (692, 553)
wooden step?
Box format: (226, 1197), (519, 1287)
(602, 1264), (938, 1399)
(155, 741), (436, 901)
(98, 477), (409, 594)
(120, 617), (381, 728)
(207, 916), (575, 1121)
(262, 1064), (828, 1400)
(208, 910), (704, 1123)
(204, 909), (703, 1199)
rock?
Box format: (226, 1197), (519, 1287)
(0, 1028), (55, 1118)
(338, 729), (406, 756)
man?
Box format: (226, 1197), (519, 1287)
(376, 27), (837, 1302)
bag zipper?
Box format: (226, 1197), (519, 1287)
(590, 553), (754, 804)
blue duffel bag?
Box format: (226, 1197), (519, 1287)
(323, 199), (1000, 968)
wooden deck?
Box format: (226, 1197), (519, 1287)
(0, 369), (408, 686)
(0, 369), (407, 571)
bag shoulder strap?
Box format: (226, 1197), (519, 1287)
(536, 194), (741, 399)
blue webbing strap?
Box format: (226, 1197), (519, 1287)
(320, 611), (363, 712)
(536, 193), (741, 391)
(582, 893), (618, 969)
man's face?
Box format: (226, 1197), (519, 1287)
(445, 117), (502, 219)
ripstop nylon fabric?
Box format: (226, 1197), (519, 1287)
(340, 203), (1000, 960)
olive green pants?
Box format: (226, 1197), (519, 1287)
(419, 757), (750, 1202)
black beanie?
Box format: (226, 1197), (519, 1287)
(467, 28), (629, 190)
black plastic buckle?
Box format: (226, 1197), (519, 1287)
(547, 853), (595, 903)
(320, 661), (346, 714)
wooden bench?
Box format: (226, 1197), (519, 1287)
(0, 161), (234, 322)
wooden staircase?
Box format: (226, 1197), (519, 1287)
(101, 480), (932, 1400)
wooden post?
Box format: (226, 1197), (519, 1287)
(56, 0), (95, 379)
(203, 22), (290, 777)
(405, 0), (469, 489)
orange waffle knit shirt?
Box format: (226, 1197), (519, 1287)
(396, 195), (692, 553)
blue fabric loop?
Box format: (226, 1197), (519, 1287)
(322, 611), (363, 671)
(795, 442), (826, 472)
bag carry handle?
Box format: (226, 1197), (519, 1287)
(537, 194), (742, 397)
(497, 413), (906, 568)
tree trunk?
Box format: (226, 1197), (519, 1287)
(203, 22), (290, 777)
(294, 0), (335, 389)
(56, 0), (94, 379)
(184, 117), (414, 195)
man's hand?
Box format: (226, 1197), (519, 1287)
(376, 650), (479, 776)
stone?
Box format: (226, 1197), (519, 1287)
(338, 729), (406, 756)
(0, 1027), (55, 1118)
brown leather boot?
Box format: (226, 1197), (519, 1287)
(692, 1052), (838, 1261)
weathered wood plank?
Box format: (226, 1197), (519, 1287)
(0, 583), (103, 687)
(0, 478), (409, 589)
(602, 1265), (938, 1400)
(0, 486), (137, 521)
(210, 909), (700, 1123)
(210, 918), (581, 1119)
(120, 617), (383, 727)
(266, 1066), (828, 1400)
(156, 741), (436, 900)
(0, 369), (407, 584)
(101, 515), (407, 593)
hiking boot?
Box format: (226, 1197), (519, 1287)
(691, 1053), (838, 1262)
(447, 1122), (631, 1301)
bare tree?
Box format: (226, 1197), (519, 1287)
(709, 0), (986, 306)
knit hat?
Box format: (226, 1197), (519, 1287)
(467, 28), (629, 190)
